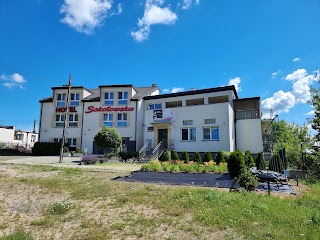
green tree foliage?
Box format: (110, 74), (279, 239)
(309, 80), (320, 144)
(227, 150), (245, 179)
(273, 120), (312, 169)
(255, 152), (266, 170)
(171, 150), (180, 160)
(194, 152), (202, 163)
(215, 151), (225, 165)
(237, 167), (259, 191)
(203, 151), (213, 163)
(32, 142), (61, 156)
(180, 151), (189, 163)
(244, 150), (255, 168)
(94, 127), (122, 149)
(161, 150), (170, 162)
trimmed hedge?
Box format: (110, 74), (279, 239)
(215, 151), (225, 165)
(227, 150), (245, 179)
(203, 151), (213, 163)
(180, 151), (189, 163)
(194, 152), (202, 163)
(32, 142), (61, 156)
(244, 150), (255, 168)
(171, 150), (179, 160)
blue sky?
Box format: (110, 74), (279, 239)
(0, 0), (320, 131)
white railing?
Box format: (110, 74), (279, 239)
(138, 141), (149, 162)
(0, 141), (35, 150)
(152, 139), (166, 160)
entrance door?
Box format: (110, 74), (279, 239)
(158, 129), (168, 146)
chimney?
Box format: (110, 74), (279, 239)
(190, 88), (196, 91)
(152, 83), (157, 87)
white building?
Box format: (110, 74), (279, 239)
(39, 84), (270, 156)
(0, 126), (38, 150)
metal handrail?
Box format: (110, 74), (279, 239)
(138, 141), (149, 161)
(152, 139), (166, 160)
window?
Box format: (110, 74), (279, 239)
(55, 114), (65, 127)
(70, 93), (80, 106)
(205, 118), (215, 124)
(16, 134), (24, 141)
(183, 120), (193, 125)
(104, 92), (114, 105)
(69, 114), (78, 127)
(67, 138), (77, 147)
(118, 91), (128, 105)
(57, 93), (66, 107)
(117, 113), (127, 127)
(181, 128), (196, 141)
(31, 135), (36, 142)
(203, 127), (219, 140)
(103, 113), (113, 127)
(53, 138), (62, 143)
(148, 103), (162, 110)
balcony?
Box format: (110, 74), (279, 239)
(236, 109), (260, 120)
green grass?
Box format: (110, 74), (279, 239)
(1, 229), (33, 240)
(1, 165), (320, 239)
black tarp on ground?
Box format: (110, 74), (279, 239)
(113, 171), (240, 189)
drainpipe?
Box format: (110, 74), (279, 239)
(38, 103), (43, 141)
(135, 100), (138, 151)
(233, 99), (237, 151)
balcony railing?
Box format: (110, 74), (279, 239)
(236, 109), (260, 120)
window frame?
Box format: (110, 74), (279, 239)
(57, 93), (66, 107)
(183, 120), (193, 126)
(118, 91), (128, 105)
(104, 92), (114, 105)
(203, 126), (220, 140)
(181, 127), (196, 141)
(55, 114), (65, 127)
(103, 113), (114, 127)
(67, 138), (77, 147)
(148, 103), (162, 110)
(117, 113), (128, 127)
(68, 113), (78, 127)
(70, 93), (80, 106)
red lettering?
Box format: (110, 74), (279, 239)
(85, 105), (134, 114)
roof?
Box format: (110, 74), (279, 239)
(51, 86), (87, 90)
(82, 89), (100, 102)
(0, 126), (14, 129)
(132, 86), (159, 100)
(39, 96), (53, 103)
(143, 85), (238, 100)
(99, 84), (133, 88)
(235, 97), (260, 101)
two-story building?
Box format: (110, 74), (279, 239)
(39, 84), (268, 155)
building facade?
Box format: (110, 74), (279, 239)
(0, 126), (38, 150)
(39, 84), (268, 155)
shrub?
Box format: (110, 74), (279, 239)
(161, 150), (170, 162)
(171, 150), (180, 160)
(269, 154), (284, 173)
(203, 151), (213, 163)
(141, 160), (163, 172)
(237, 167), (259, 191)
(244, 150), (255, 168)
(255, 152), (265, 170)
(81, 155), (99, 164)
(215, 151), (225, 165)
(180, 151), (189, 163)
(119, 151), (138, 161)
(94, 126), (122, 149)
(227, 150), (245, 179)
(194, 152), (202, 163)
(48, 199), (72, 215)
(32, 142), (61, 156)
(221, 151), (230, 162)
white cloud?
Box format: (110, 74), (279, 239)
(271, 70), (281, 79)
(60, 0), (113, 35)
(229, 77), (241, 92)
(304, 110), (315, 116)
(261, 90), (296, 115)
(179, 0), (200, 10)
(262, 68), (316, 115)
(131, 0), (177, 42)
(171, 87), (184, 93)
(285, 69), (307, 81)
(1, 73), (26, 89)
(293, 57), (300, 62)
(162, 88), (170, 93)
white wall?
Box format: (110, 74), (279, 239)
(0, 128), (14, 142)
(236, 119), (263, 154)
(144, 102), (234, 153)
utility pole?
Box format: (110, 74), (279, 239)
(59, 74), (72, 163)
(33, 119), (36, 133)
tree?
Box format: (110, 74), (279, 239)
(309, 75), (320, 144)
(94, 127), (122, 150)
(273, 120), (312, 169)
(203, 151), (213, 162)
(215, 151), (224, 165)
(244, 150), (255, 168)
(171, 150), (180, 160)
(180, 151), (189, 163)
(227, 150), (245, 179)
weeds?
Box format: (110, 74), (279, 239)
(47, 199), (72, 215)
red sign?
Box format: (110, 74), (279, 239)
(85, 106), (134, 114)
(56, 107), (77, 113)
